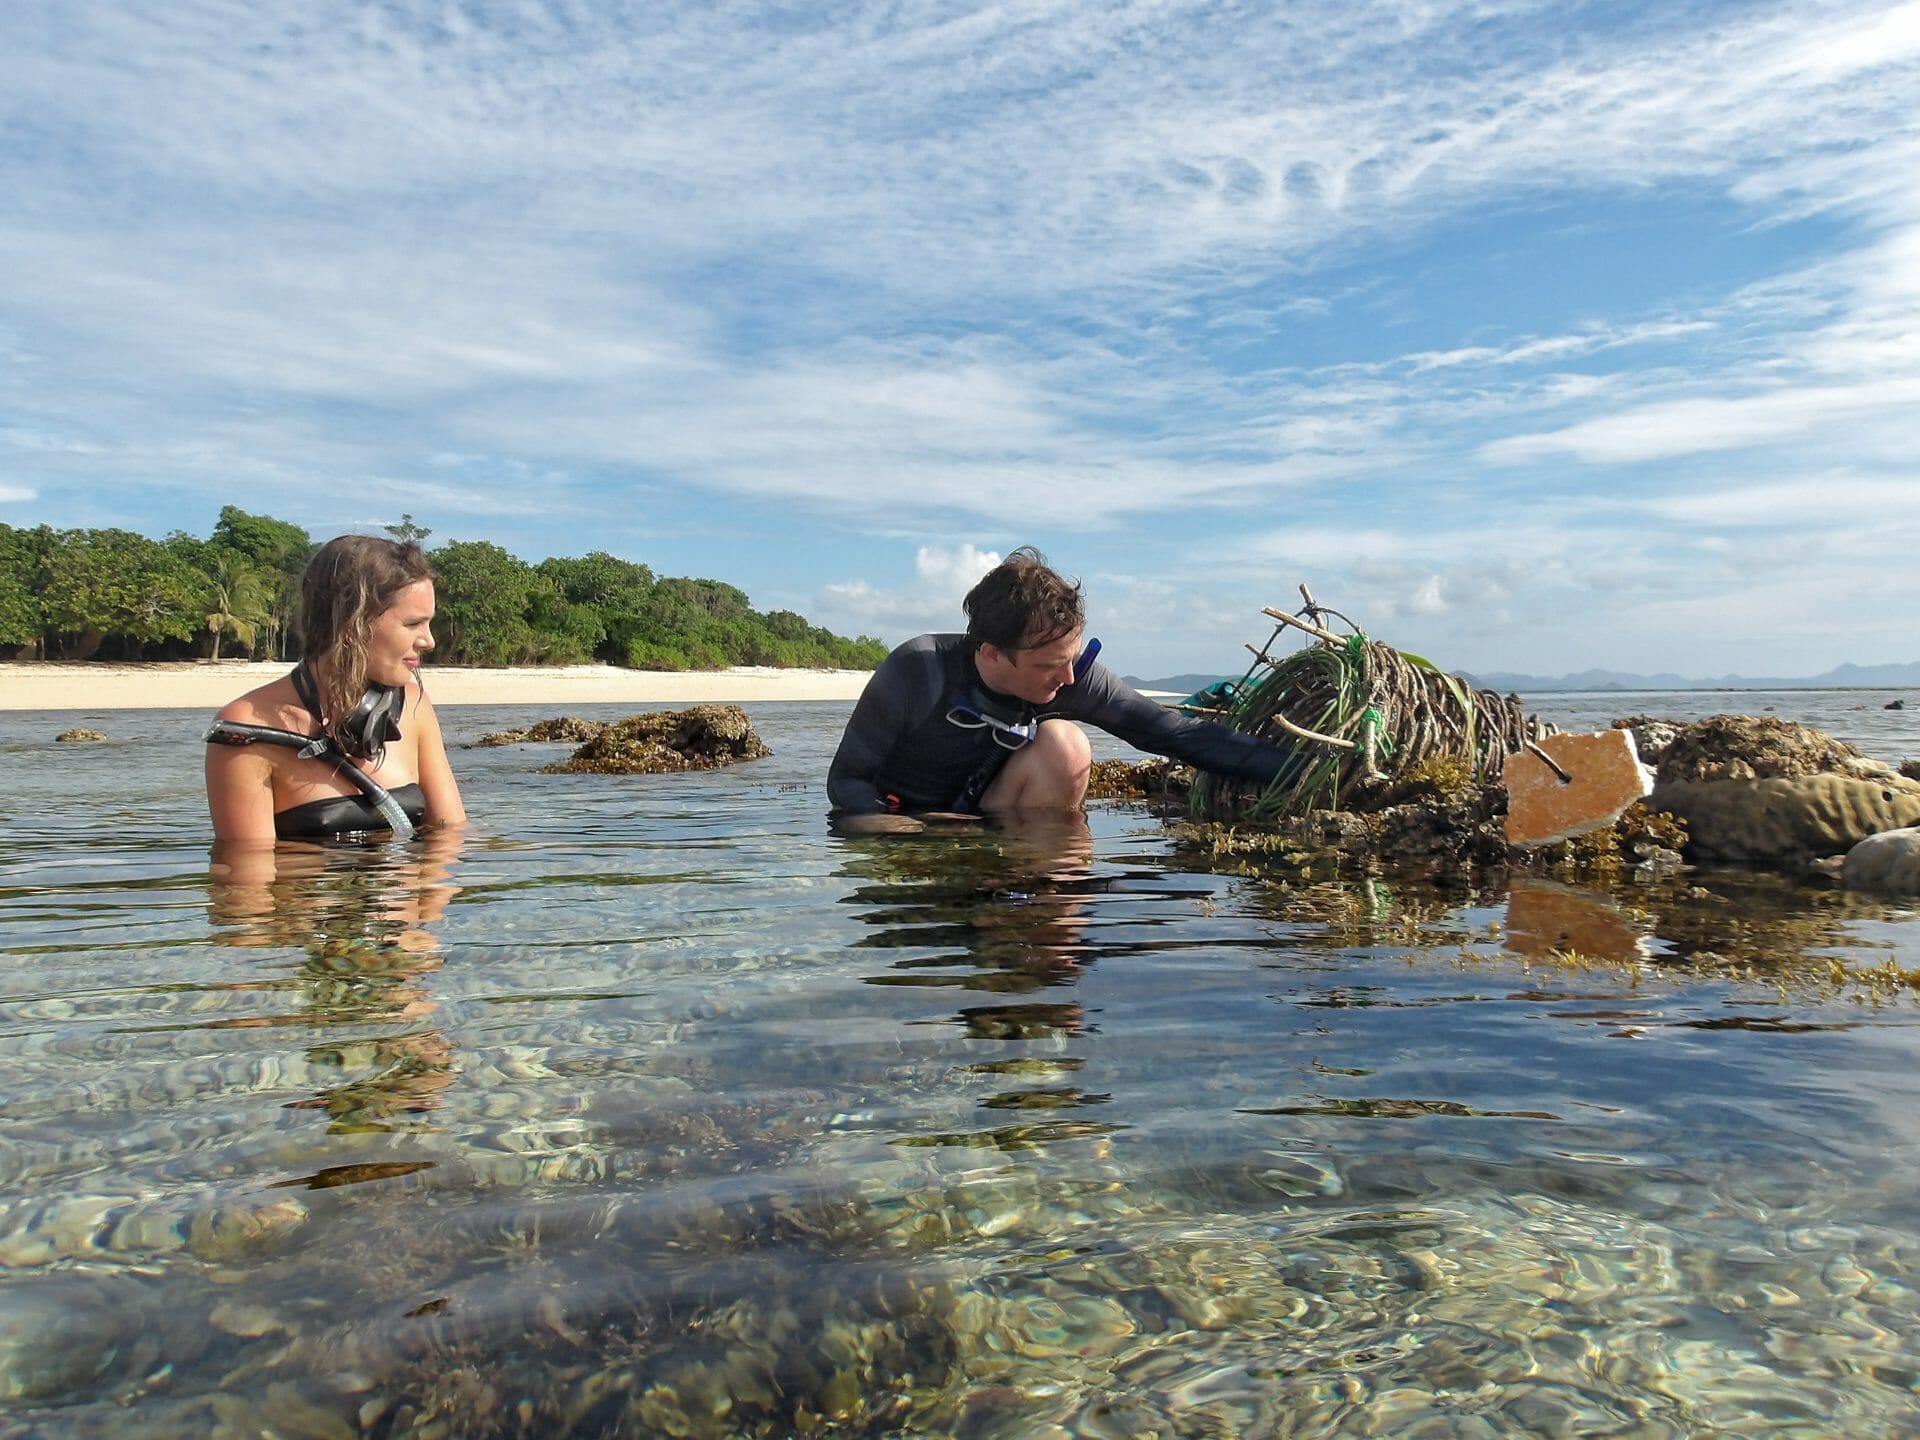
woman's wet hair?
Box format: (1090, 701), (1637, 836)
(963, 546), (1084, 653)
(297, 535), (434, 744)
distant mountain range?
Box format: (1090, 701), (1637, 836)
(1128, 661), (1920, 696)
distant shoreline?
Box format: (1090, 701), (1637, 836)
(0, 661), (874, 712)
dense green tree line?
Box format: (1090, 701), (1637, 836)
(0, 509), (888, 672)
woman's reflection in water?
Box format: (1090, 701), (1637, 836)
(842, 813), (1113, 1131)
(207, 829), (466, 1130)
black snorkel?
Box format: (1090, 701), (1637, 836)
(204, 722), (417, 840)
(204, 662), (417, 840)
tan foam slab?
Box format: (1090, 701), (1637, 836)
(1504, 728), (1652, 848)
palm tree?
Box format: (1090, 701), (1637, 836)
(201, 553), (271, 660)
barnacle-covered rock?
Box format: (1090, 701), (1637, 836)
(543, 705), (770, 775)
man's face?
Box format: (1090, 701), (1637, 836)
(979, 627), (1083, 705)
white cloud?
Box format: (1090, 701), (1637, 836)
(1482, 377), (1920, 465)
(1638, 475), (1920, 528)
(3, 0), (1920, 675)
(814, 542), (1004, 642)
(913, 543), (1003, 594)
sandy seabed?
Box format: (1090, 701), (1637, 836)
(0, 661), (874, 712)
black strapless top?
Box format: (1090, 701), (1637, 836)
(275, 783), (428, 839)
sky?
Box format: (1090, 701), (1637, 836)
(2, 0), (1918, 681)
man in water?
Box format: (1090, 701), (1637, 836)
(827, 547), (1300, 832)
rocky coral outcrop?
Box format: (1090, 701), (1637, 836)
(541, 705), (770, 775)
(468, 717), (611, 747)
(1106, 712), (1913, 881)
(1641, 715), (1920, 866)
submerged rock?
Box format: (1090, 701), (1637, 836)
(1843, 827), (1920, 894)
(1087, 758), (1189, 804)
(543, 705), (770, 775)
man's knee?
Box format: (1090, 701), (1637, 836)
(984, 720), (1090, 810)
(1036, 718), (1092, 785)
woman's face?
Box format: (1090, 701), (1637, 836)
(367, 579), (437, 686)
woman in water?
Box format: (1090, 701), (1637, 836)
(205, 535), (466, 841)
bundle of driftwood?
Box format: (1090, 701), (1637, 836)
(1189, 591), (1548, 823)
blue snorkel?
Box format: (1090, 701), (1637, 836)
(1074, 638), (1100, 683)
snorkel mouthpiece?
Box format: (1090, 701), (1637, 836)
(290, 661), (405, 763)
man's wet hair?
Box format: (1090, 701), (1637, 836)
(963, 546), (1084, 653)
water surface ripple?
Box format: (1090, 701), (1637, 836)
(3, 696), (1920, 1437)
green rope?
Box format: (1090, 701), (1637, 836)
(1358, 705), (1395, 758)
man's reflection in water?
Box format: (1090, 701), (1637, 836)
(207, 829), (465, 1129)
(838, 813), (1114, 1134)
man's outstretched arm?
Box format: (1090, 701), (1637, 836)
(1060, 663), (1303, 786)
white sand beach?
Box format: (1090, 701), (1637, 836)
(0, 661), (874, 712)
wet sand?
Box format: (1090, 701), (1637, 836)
(0, 661), (874, 711)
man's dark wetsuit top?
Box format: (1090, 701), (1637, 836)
(275, 784), (427, 840)
(827, 633), (1296, 815)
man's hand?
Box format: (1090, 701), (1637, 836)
(834, 813), (928, 835)
(833, 810), (986, 836)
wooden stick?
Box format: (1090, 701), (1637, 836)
(1524, 739), (1573, 785)
(1267, 709), (1360, 751)
(1261, 606), (1344, 646)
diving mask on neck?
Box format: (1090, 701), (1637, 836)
(292, 662), (406, 763)
(337, 680), (407, 760)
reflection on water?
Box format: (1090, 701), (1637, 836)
(4, 700), (1920, 1435)
(206, 830), (465, 1131)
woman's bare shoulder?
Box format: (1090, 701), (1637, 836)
(214, 673), (305, 728)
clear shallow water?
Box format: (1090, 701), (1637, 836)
(3, 693), (1920, 1437)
